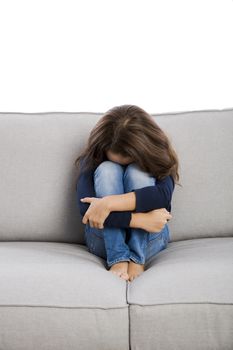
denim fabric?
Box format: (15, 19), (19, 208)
(84, 161), (170, 268)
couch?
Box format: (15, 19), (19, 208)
(0, 108), (232, 350)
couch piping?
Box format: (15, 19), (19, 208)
(0, 106), (233, 117)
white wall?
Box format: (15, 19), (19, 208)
(0, 0), (232, 114)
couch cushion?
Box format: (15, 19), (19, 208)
(0, 242), (129, 350)
(0, 112), (100, 244)
(128, 237), (233, 350)
(0, 109), (232, 243)
(160, 108), (233, 241)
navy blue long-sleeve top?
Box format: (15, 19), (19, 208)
(76, 157), (175, 228)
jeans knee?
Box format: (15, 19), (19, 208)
(94, 160), (124, 179)
(124, 163), (156, 191)
(94, 161), (125, 196)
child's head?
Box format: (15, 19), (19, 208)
(75, 104), (180, 184)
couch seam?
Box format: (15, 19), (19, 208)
(0, 304), (129, 310)
(126, 281), (131, 350)
(128, 301), (233, 306)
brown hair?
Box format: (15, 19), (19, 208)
(74, 104), (181, 186)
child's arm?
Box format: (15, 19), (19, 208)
(76, 158), (133, 228)
(104, 192), (136, 211)
(104, 175), (175, 213)
(76, 157), (174, 228)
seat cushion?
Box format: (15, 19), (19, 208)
(0, 242), (129, 350)
(128, 237), (233, 350)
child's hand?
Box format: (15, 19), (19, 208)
(142, 208), (172, 233)
(80, 197), (111, 229)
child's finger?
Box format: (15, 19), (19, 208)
(80, 197), (93, 203)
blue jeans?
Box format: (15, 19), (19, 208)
(84, 161), (170, 268)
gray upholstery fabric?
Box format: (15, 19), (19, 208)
(1, 238), (232, 349)
(0, 242), (129, 350)
(0, 241), (127, 308)
(0, 308), (129, 350)
(129, 237), (233, 305)
(159, 109), (233, 242)
(0, 112), (96, 244)
(128, 237), (233, 350)
(130, 304), (233, 350)
(0, 109), (233, 243)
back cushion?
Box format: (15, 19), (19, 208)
(0, 109), (232, 243)
(156, 109), (233, 241)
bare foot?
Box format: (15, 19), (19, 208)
(128, 261), (145, 282)
(109, 261), (129, 280)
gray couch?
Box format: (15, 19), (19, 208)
(0, 108), (232, 350)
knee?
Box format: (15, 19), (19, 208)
(124, 163), (149, 182)
(94, 161), (124, 179)
(94, 161), (125, 197)
(124, 162), (139, 173)
(124, 163), (156, 190)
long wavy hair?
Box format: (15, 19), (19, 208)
(74, 104), (181, 186)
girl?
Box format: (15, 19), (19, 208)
(75, 104), (180, 282)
